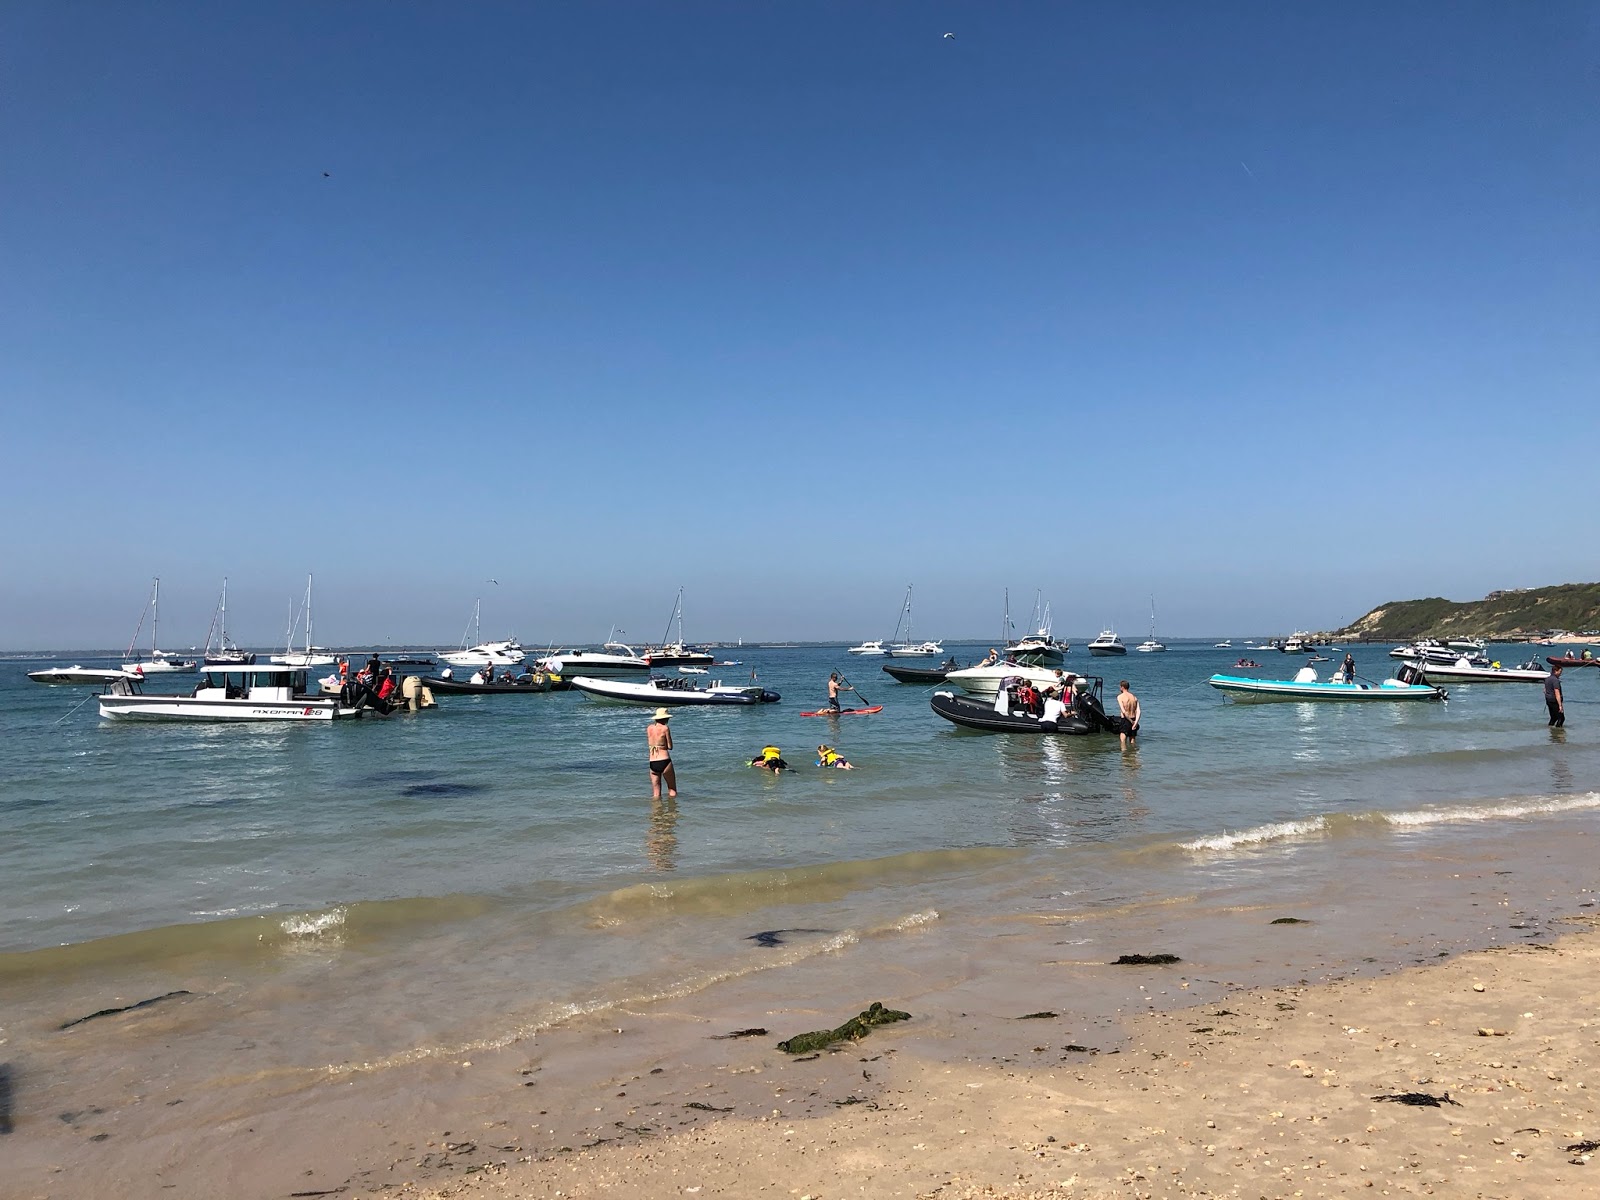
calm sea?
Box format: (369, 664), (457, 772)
(2, 640), (1596, 1193)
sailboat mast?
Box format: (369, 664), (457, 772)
(220, 578), (228, 648)
(305, 574), (314, 655)
(151, 577), (160, 656)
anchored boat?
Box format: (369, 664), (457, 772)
(1208, 663), (1446, 703)
(931, 676), (1115, 735)
(569, 675), (780, 706)
(98, 664), (366, 721)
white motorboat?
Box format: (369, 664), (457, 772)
(1135, 599), (1167, 653)
(201, 577), (255, 665)
(1003, 594), (1068, 666)
(1087, 630), (1127, 656)
(1389, 640), (1489, 668)
(98, 664), (363, 721)
(1214, 640), (1233, 648)
(29, 666), (141, 686)
(1417, 656), (1549, 684)
(270, 575), (338, 667)
(538, 643), (649, 679)
(1279, 632), (1314, 654)
(568, 675), (780, 706)
(437, 598), (525, 668)
(848, 640), (888, 656)
(121, 578), (198, 674)
(941, 661), (1079, 700)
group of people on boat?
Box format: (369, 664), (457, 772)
(335, 654), (401, 712)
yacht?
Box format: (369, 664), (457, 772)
(98, 664), (362, 722)
(437, 598), (526, 668)
(642, 588), (716, 667)
(1213, 640), (1233, 649)
(882, 585), (942, 657)
(271, 575), (338, 668)
(1087, 630), (1127, 656)
(121, 578), (198, 674)
(848, 640), (888, 656)
(1135, 600), (1166, 653)
(537, 634), (650, 680)
(201, 577), (255, 665)
(1389, 640), (1489, 668)
(1004, 595), (1067, 666)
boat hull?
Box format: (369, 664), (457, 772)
(1547, 656), (1600, 668)
(97, 695), (354, 721)
(539, 653), (650, 679)
(422, 676), (553, 695)
(28, 668), (139, 686)
(882, 663), (954, 684)
(1087, 645), (1127, 656)
(1417, 664), (1548, 683)
(1207, 674), (1446, 702)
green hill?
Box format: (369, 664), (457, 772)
(1337, 583), (1600, 641)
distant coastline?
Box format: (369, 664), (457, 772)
(1333, 581), (1600, 643)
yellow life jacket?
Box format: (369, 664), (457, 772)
(819, 748), (840, 766)
(760, 745), (782, 761)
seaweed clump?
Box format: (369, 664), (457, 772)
(777, 1002), (911, 1055)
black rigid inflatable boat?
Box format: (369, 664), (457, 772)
(883, 657), (962, 684)
(930, 678), (1117, 735)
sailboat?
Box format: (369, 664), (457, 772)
(1136, 598), (1167, 653)
(271, 574), (337, 667)
(885, 584), (942, 657)
(121, 578), (198, 674)
(202, 577), (255, 665)
(1004, 591), (1068, 666)
(437, 598), (526, 667)
(643, 588), (715, 667)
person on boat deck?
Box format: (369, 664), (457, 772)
(338, 657), (350, 682)
(816, 745), (854, 769)
(751, 745), (789, 772)
(376, 670), (397, 703)
(980, 648), (1000, 666)
(1014, 679), (1041, 715)
(827, 672), (853, 712)
(1116, 680), (1141, 750)
(1341, 652), (1356, 683)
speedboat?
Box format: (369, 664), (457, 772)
(538, 644), (650, 679)
(97, 664), (366, 721)
(568, 675), (780, 706)
(942, 661), (1080, 700)
(1087, 630), (1127, 656)
(1208, 663), (1446, 703)
(437, 598), (525, 667)
(1005, 631), (1067, 666)
(1214, 640), (1233, 649)
(883, 657), (962, 684)
(930, 676), (1114, 736)
(1135, 638), (1166, 653)
(29, 666), (141, 686)
(848, 640), (888, 655)
(1417, 657), (1549, 684)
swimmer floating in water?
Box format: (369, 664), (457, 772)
(816, 744), (854, 769)
(750, 745), (789, 772)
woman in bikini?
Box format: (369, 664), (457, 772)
(647, 708), (676, 798)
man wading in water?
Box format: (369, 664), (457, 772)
(1117, 680), (1141, 750)
(647, 707), (677, 798)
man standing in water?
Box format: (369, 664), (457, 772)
(1116, 680), (1141, 750)
(1545, 664), (1565, 727)
(647, 707), (677, 798)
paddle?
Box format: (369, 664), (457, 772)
(838, 672), (872, 709)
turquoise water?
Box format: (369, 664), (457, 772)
(3, 640), (1597, 1196)
(4, 643), (1591, 955)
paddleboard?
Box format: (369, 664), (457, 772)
(799, 705), (884, 717)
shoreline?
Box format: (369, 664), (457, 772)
(415, 921), (1600, 1200)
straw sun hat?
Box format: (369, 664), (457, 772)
(653, 707), (671, 720)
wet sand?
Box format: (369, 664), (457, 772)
(409, 921), (1600, 1200)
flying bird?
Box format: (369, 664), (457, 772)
(943, 31), (955, 39)
(487, 579), (499, 585)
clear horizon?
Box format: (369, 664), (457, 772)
(3, 4), (1596, 647)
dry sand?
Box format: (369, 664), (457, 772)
(376, 919), (1600, 1200)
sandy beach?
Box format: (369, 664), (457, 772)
(372, 922), (1600, 1200)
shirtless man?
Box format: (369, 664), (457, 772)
(1116, 680), (1141, 750)
(827, 672), (853, 712)
(647, 707), (677, 798)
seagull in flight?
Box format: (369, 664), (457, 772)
(943, 31), (955, 39)
(487, 579), (499, 585)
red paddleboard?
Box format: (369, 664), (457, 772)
(800, 705), (884, 717)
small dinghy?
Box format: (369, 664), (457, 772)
(930, 676), (1115, 735)
(570, 675), (780, 706)
(1209, 663), (1446, 703)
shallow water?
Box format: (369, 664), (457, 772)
(1, 641), (1595, 1195)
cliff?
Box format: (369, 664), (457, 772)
(1337, 583), (1600, 641)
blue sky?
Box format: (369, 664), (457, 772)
(2, 2), (1596, 648)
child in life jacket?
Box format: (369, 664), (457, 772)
(816, 745), (854, 769)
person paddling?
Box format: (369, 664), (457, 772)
(827, 672), (854, 713)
